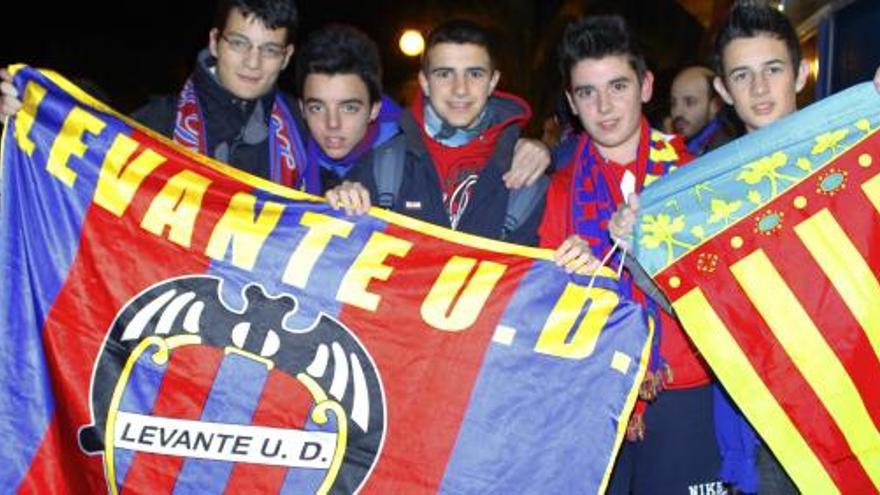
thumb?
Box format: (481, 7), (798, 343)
(628, 192), (640, 211)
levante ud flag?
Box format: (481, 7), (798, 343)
(0, 66), (652, 494)
(635, 82), (880, 493)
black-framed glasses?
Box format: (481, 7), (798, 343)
(220, 33), (287, 60)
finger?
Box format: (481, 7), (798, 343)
(502, 169), (525, 189)
(325, 190), (341, 210)
(557, 241), (586, 267)
(553, 237), (576, 263)
(339, 188), (359, 216)
(567, 252), (596, 274)
(628, 192), (640, 211)
(570, 254), (601, 275)
(355, 187), (371, 214)
(1, 80), (19, 99)
(523, 166), (543, 186)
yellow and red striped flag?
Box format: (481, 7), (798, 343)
(634, 82), (880, 493)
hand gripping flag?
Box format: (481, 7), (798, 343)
(634, 82), (880, 493)
(0, 65), (652, 494)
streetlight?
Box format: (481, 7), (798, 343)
(399, 29), (425, 57)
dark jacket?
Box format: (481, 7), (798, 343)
(131, 49), (308, 183)
(346, 93), (545, 246)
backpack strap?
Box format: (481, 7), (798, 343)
(372, 134), (407, 209)
(502, 174), (549, 240)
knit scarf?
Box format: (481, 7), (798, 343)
(570, 119), (686, 437)
(423, 101), (492, 148)
(172, 78), (313, 192)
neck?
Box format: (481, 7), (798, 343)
(595, 127), (641, 164)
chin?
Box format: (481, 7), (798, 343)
(442, 113), (478, 128)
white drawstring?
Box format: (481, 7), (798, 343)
(584, 239), (622, 297)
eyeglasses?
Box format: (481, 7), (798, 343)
(220, 33), (287, 60)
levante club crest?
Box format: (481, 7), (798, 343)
(78, 276), (386, 494)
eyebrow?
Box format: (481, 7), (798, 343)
(303, 97), (365, 105)
(225, 31), (285, 47)
(727, 58), (787, 75)
(430, 66), (488, 74)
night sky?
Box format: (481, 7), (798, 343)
(2, 0), (705, 130)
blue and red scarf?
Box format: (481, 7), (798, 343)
(550, 119), (691, 438)
(173, 78), (314, 192)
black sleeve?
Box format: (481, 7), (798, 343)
(130, 96), (177, 138)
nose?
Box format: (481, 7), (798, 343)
(751, 72), (769, 97)
(452, 73), (468, 97)
(326, 108), (341, 130)
(243, 47), (261, 70)
(597, 90), (613, 115)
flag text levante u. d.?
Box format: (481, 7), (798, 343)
(0, 65), (651, 494)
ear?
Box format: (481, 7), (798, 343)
(565, 90), (578, 115)
(418, 70), (430, 97)
(640, 70), (654, 103)
(794, 59), (809, 93)
(488, 69), (501, 94)
(714, 76), (734, 105)
(369, 100), (382, 121)
(280, 44), (295, 70)
(209, 28), (220, 58)
(709, 95), (722, 116)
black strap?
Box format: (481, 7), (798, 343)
(501, 175), (548, 240)
(372, 135), (407, 209)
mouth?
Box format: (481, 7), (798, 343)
(597, 118), (620, 132)
(672, 118), (689, 133)
(322, 136), (347, 149)
(751, 102), (775, 116)
(236, 73), (261, 85)
(446, 101), (472, 111)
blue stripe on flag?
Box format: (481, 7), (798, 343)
(440, 263), (649, 493)
(172, 352), (269, 494)
(0, 67), (128, 489)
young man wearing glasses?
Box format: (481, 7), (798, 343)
(2, 0), (314, 192)
(134, 0), (314, 191)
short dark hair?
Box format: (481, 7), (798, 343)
(294, 24), (382, 103)
(713, 1), (801, 76)
(422, 19), (496, 72)
(214, 0), (299, 42)
(558, 15), (647, 88)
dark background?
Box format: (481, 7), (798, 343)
(2, 0), (876, 135)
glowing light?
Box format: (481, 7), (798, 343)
(810, 57), (820, 80)
(399, 29), (425, 57)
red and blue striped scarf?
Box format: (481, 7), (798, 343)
(570, 119), (686, 374)
(173, 78), (314, 192)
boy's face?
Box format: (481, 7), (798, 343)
(418, 42), (500, 128)
(566, 54), (653, 162)
(714, 35), (808, 133)
(301, 73), (381, 159)
(209, 8), (294, 100)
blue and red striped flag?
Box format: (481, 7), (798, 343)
(0, 65), (651, 494)
(634, 82), (880, 493)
